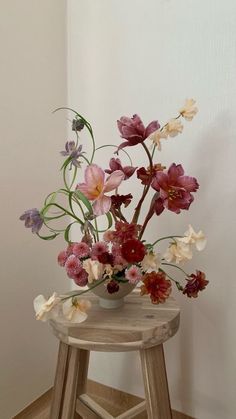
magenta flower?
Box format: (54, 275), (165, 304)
(152, 163), (199, 214)
(125, 265), (142, 284)
(72, 242), (90, 258)
(76, 164), (124, 216)
(117, 114), (160, 151)
(91, 241), (108, 259)
(57, 250), (68, 267)
(105, 158), (137, 180)
(65, 255), (82, 278)
(19, 208), (43, 233)
(72, 269), (88, 287)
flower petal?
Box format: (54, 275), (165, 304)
(103, 170), (125, 193)
(177, 176), (199, 192)
(76, 183), (97, 200)
(84, 164), (105, 190)
(93, 195), (111, 215)
(145, 120), (160, 138)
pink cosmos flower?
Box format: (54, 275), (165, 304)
(76, 164), (124, 216)
(65, 255), (82, 278)
(117, 114), (160, 151)
(125, 265), (142, 284)
(152, 163), (199, 214)
(72, 242), (90, 258)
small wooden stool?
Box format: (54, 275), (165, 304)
(49, 290), (180, 419)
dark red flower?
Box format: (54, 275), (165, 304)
(121, 239), (146, 263)
(140, 271), (172, 304)
(112, 221), (140, 244)
(97, 252), (114, 266)
(183, 270), (208, 298)
(117, 114), (160, 151)
(111, 193), (133, 209)
(152, 163), (199, 214)
(105, 158), (137, 180)
(137, 164), (166, 186)
(107, 280), (120, 294)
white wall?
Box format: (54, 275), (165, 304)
(0, 2), (67, 418)
(68, 1), (236, 418)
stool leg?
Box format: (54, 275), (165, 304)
(76, 349), (90, 397)
(140, 344), (172, 419)
(50, 342), (70, 419)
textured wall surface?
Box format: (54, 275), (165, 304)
(68, 1), (236, 418)
(0, 1), (67, 417)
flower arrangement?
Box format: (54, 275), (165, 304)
(20, 99), (208, 323)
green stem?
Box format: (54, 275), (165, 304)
(151, 235), (183, 247)
(160, 269), (183, 291)
(60, 278), (107, 301)
(94, 218), (99, 241)
(161, 262), (189, 277)
(42, 203), (83, 225)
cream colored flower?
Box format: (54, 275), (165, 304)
(179, 99), (198, 121)
(149, 129), (168, 150)
(179, 225), (207, 251)
(62, 298), (91, 323)
(164, 241), (192, 264)
(141, 251), (161, 271)
(165, 119), (183, 137)
(83, 258), (104, 283)
(33, 292), (60, 321)
(104, 264), (114, 278)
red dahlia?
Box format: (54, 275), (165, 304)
(140, 271), (172, 304)
(121, 239), (146, 263)
(183, 270), (208, 298)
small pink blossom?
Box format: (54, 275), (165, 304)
(72, 269), (89, 287)
(125, 265), (142, 284)
(57, 250), (68, 267)
(103, 230), (115, 242)
(76, 164), (124, 216)
(91, 241), (108, 259)
(112, 244), (127, 266)
(72, 242), (90, 258)
(65, 255), (82, 277)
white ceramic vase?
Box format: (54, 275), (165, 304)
(90, 281), (136, 309)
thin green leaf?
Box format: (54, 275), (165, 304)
(93, 212), (113, 233)
(74, 190), (93, 214)
(37, 232), (59, 240)
(95, 144), (133, 165)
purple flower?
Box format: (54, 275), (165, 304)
(152, 163), (199, 214)
(117, 114), (160, 151)
(60, 141), (83, 169)
(105, 158), (137, 180)
(19, 208), (43, 233)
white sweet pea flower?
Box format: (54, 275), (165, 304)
(33, 292), (60, 321)
(179, 99), (198, 121)
(164, 241), (192, 264)
(141, 251), (161, 271)
(149, 129), (168, 150)
(83, 258), (104, 283)
(179, 225), (207, 251)
(62, 298), (91, 323)
(165, 119), (183, 137)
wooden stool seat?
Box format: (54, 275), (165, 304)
(50, 290), (180, 419)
